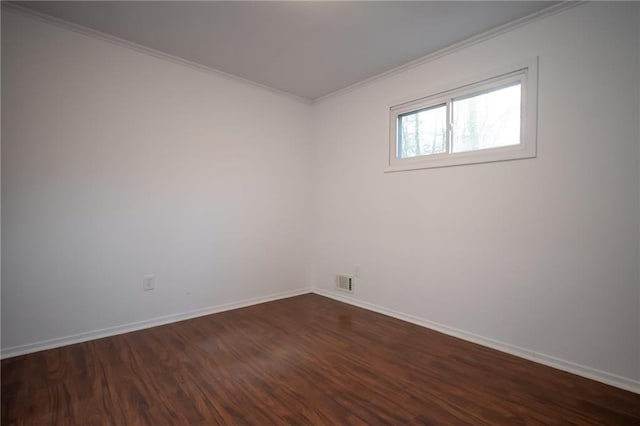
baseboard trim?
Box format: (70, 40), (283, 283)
(313, 288), (640, 394)
(5, 286), (638, 394)
(1, 287), (312, 359)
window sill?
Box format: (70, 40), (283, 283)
(384, 145), (536, 173)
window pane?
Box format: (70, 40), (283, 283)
(452, 83), (521, 153)
(397, 104), (446, 159)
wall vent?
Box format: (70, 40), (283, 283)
(336, 274), (353, 293)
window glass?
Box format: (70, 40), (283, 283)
(452, 83), (521, 153)
(387, 60), (537, 172)
(397, 104), (447, 159)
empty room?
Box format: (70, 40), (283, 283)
(2, 0), (640, 424)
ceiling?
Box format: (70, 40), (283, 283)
(15, 1), (557, 100)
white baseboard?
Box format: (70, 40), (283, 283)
(1, 287), (312, 359)
(4, 286), (638, 394)
(313, 288), (640, 394)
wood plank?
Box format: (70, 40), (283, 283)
(2, 294), (639, 424)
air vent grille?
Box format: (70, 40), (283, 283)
(336, 274), (353, 293)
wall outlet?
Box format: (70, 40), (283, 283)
(143, 275), (155, 291)
(354, 264), (360, 277)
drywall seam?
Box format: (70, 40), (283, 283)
(314, 1), (586, 104)
(1, 287), (313, 359)
(313, 288), (640, 394)
(0, 3), (312, 105)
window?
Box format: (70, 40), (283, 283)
(388, 59), (537, 171)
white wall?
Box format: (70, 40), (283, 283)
(1, 10), (313, 351)
(2, 1), (640, 391)
(312, 2), (640, 384)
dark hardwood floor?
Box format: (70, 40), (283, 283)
(2, 294), (639, 425)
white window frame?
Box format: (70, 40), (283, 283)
(386, 58), (538, 172)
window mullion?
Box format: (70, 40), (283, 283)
(446, 99), (453, 154)
(387, 58), (537, 172)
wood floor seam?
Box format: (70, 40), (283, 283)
(2, 294), (639, 424)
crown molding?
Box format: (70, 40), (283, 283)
(313, 1), (587, 104)
(1, 2), (313, 105)
(1, 1), (587, 105)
